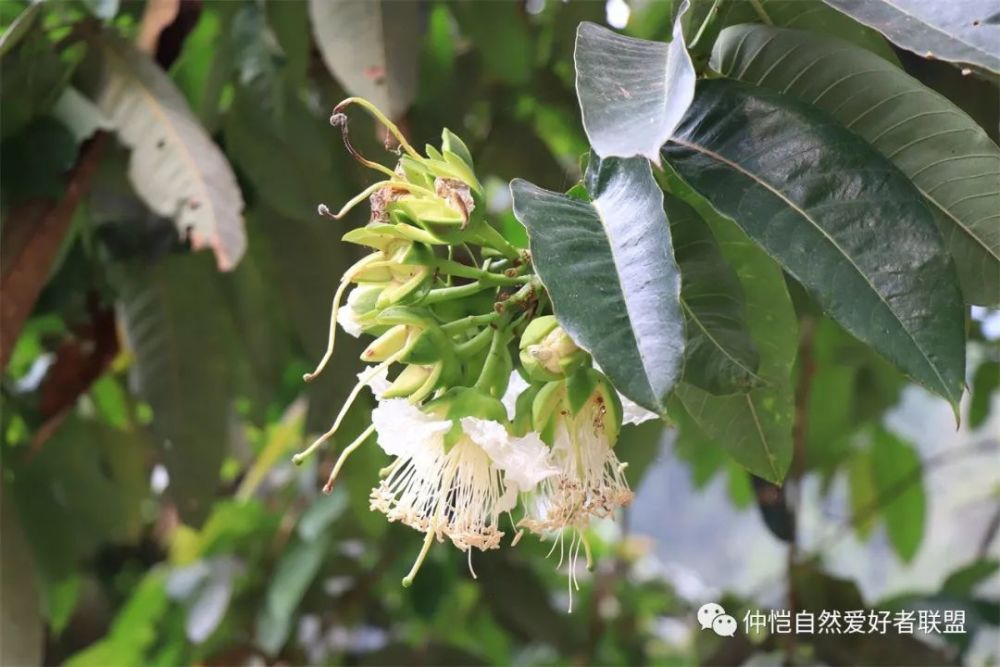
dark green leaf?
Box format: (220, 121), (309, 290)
(0, 116), (77, 204)
(870, 426), (926, 562)
(666, 176), (797, 483)
(510, 156), (685, 415)
(714, 24), (1000, 306)
(667, 193), (760, 394)
(711, 0), (900, 63)
(308, 0), (423, 119)
(1, 21), (68, 140)
(822, 0), (1000, 73)
(9, 417), (148, 578)
(663, 79), (966, 409)
(574, 6), (695, 162)
(119, 254), (235, 525)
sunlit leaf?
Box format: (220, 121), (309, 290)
(822, 0), (1000, 73)
(574, 1), (695, 162)
(511, 156), (685, 414)
(92, 34), (246, 270)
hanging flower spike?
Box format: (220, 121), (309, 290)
(369, 388), (556, 585)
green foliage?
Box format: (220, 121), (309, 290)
(1, 0), (996, 664)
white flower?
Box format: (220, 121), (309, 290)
(459, 417), (557, 492)
(500, 371), (530, 420)
(519, 397), (633, 535)
(357, 365), (391, 400)
(370, 400), (556, 552)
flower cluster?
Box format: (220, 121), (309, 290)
(292, 98), (656, 606)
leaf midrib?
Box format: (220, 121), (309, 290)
(680, 298), (762, 382)
(669, 136), (956, 403)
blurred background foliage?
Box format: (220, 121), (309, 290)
(0, 0), (997, 665)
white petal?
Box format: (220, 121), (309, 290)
(500, 371), (530, 420)
(337, 297), (364, 338)
(357, 366), (390, 400)
(461, 417), (558, 491)
(619, 392), (659, 425)
(371, 399), (450, 458)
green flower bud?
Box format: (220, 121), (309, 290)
(518, 316), (590, 382)
(530, 368), (622, 447)
(424, 387), (508, 450)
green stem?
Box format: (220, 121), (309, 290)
(442, 312), (500, 334)
(689, 0), (722, 49)
(473, 327), (511, 392)
(455, 326), (494, 359)
(473, 224), (521, 261)
(422, 281), (495, 306)
(749, 0), (773, 24)
(433, 258), (527, 285)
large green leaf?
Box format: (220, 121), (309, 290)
(308, 0), (423, 120)
(822, 0), (1000, 73)
(574, 2), (695, 162)
(706, 0), (900, 64)
(870, 426), (926, 562)
(713, 24), (1000, 306)
(9, 416), (148, 578)
(662, 79), (965, 409)
(510, 156), (684, 415)
(119, 254), (235, 525)
(667, 193), (759, 394)
(666, 179), (798, 483)
(92, 34), (246, 270)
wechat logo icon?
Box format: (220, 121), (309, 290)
(698, 602), (738, 637)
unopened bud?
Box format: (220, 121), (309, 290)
(519, 316), (589, 382)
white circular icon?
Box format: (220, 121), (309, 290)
(697, 602), (726, 630)
(712, 614), (738, 637)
